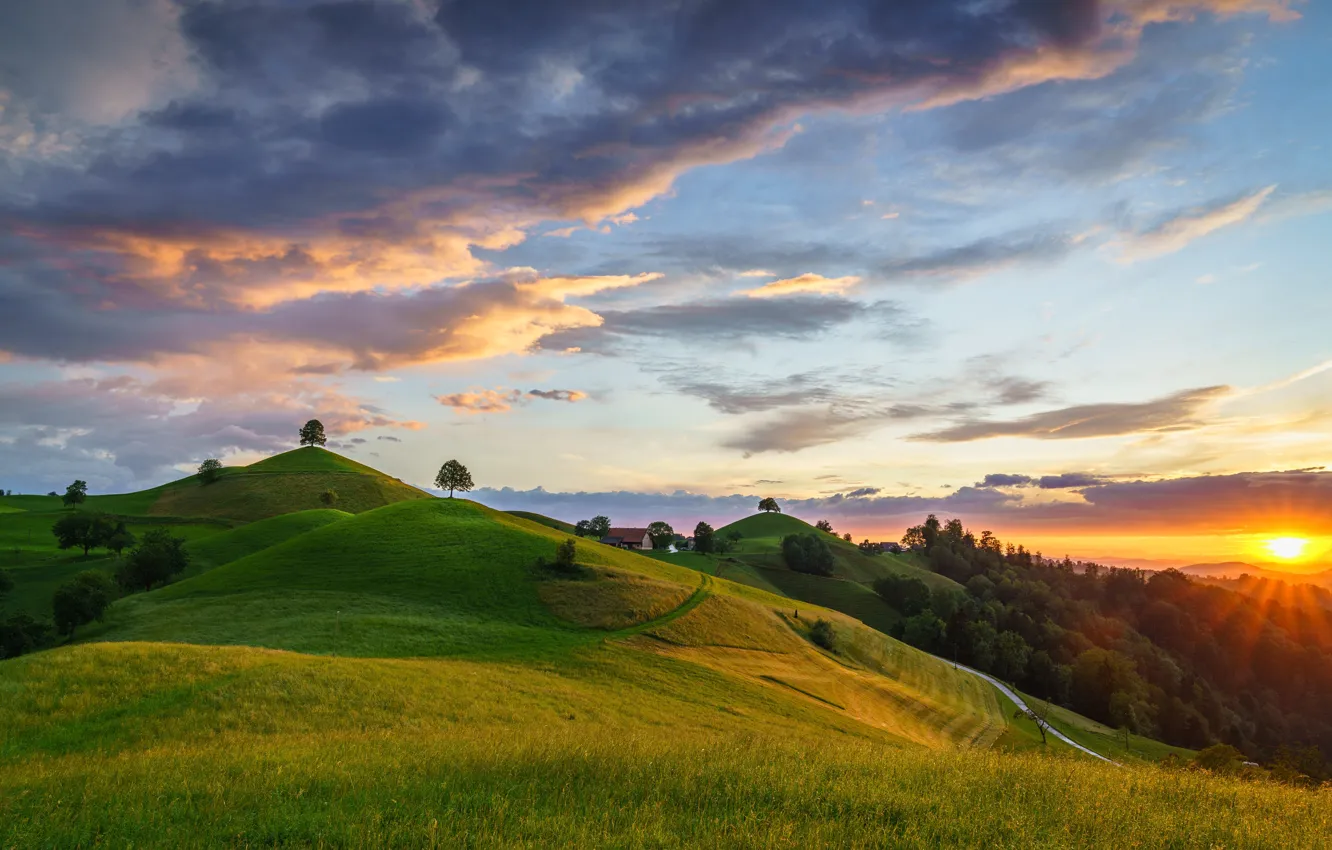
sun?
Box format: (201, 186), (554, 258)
(1265, 537), (1308, 560)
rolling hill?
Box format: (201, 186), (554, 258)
(2, 451), (1325, 846)
(639, 512), (958, 636)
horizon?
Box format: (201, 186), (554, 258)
(3, 0), (1330, 569)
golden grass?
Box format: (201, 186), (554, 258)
(538, 569), (695, 630)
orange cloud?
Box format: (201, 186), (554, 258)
(1119, 186), (1276, 261)
(742, 273), (861, 298)
(435, 388), (523, 414)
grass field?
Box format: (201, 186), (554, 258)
(3, 453), (1322, 846)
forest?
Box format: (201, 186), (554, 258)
(880, 515), (1331, 778)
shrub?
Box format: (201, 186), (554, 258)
(809, 618), (837, 651)
(553, 538), (579, 574)
(319, 488), (339, 506)
(0, 613), (52, 659)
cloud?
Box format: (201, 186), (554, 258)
(377, 435), (401, 442)
(741, 273), (861, 298)
(1120, 186), (1276, 261)
(846, 487), (882, 498)
(436, 386), (591, 413)
(435, 389), (524, 415)
(912, 386), (1230, 442)
(536, 296), (893, 354)
(977, 473), (1036, 488)
(0, 375), (419, 490)
(471, 467), (1332, 538)
(528, 389), (588, 402)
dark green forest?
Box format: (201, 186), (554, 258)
(880, 515), (1331, 779)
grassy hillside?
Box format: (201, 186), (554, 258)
(5, 454), (1320, 845)
(643, 512), (960, 636)
(506, 510), (577, 534)
(3, 641), (1327, 846)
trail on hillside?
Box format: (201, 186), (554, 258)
(944, 661), (1118, 764)
(609, 575), (713, 639)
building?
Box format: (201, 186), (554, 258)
(599, 527), (652, 550)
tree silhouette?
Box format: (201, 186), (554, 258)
(62, 480), (88, 509)
(434, 459), (474, 497)
(758, 497), (780, 513)
(197, 458), (223, 484)
(299, 419), (327, 447)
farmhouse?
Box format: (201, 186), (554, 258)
(600, 527), (652, 550)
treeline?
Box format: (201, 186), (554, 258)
(879, 514), (1332, 778)
(0, 517), (190, 659)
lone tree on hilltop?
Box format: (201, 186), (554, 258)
(197, 458), (223, 484)
(62, 480), (88, 509)
(758, 497), (780, 513)
(116, 529), (190, 593)
(815, 519), (833, 533)
(52, 512), (115, 556)
(693, 521), (715, 554)
(52, 570), (117, 637)
(299, 419), (327, 447)
(435, 459), (474, 497)
(647, 521), (675, 550)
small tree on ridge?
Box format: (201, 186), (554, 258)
(435, 460), (474, 498)
(758, 497), (780, 513)
(197, 458), (223, 485)
(62, 480), (88, 509)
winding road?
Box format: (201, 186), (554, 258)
(946, 660), (1118, 764)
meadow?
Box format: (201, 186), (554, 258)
(2, 448), (1327, 846)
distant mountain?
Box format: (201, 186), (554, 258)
(1182, 561), (1332, 589)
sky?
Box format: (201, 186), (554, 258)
(2, 0), (1330, 568)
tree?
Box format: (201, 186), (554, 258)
(842, 532), (852, 542)
(52, 570), (116, 637)
(587, 515), (611, 538)
(815, 519), (834, 533)
(104, 522), (136, 558)
(116, 529), (190, 593)
(901, 612), (947, 653)
(574, 519), (594, 537)
(873, 575), (931, 615)
(434, 459), (474, 497)
(781, 533), (835, 576)
(52, 512), (114, 556)
(62, 480), (88, 509)
(694, 521), (715, 554)
(647, 521), (674, 550)
(554, 538), (579, 574)
(0, 613), (52, 659)
(299, 419), (327, 447)
(994, 630), (1032, 683)
(319, 489), (339, 506)
(197, 458), (223, 484)
(757, 497), (781, 513)
(1015, 697), (1055, 746)
(858, 539), (882, 555)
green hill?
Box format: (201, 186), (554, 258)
(506, 510), (577, 534)
(644, 512), (960, 635)
(3, 453), (1317, 845)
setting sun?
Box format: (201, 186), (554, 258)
(1265, 537), (1308, 560)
